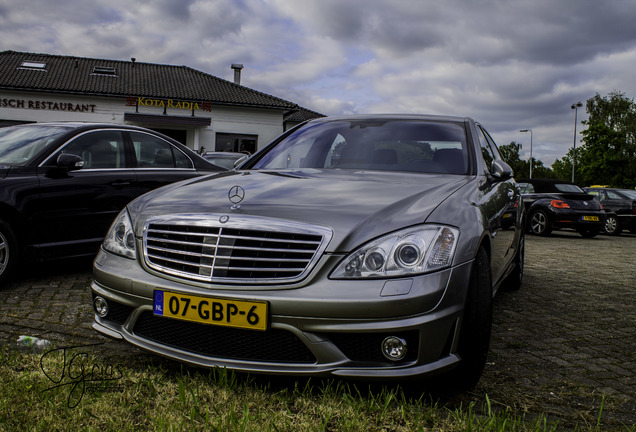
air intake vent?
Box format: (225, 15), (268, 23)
(143, 215), (332, 284)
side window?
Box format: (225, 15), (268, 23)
(130, 132), (193, 169)
(607, 190), (623, 200)
(55, 130), (126, 169)
(475, 126), (495, 170)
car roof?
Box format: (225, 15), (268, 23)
(11, 122), (159, 131)
(517, 178), (584, 193)
(204, 152), (245, 157)
(305, 114), (472, 124)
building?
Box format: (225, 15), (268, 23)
(0, 50), (324, 154)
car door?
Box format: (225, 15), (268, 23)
(30, 129), (137, 257)
(475, 124), (519, 285)
(128, 131), (203, 193)
(600, 189), (628, 214)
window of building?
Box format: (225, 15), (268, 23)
(92, 66), (117, 76)
(19, 61), (47, 71)
(215, 133), (257, 154)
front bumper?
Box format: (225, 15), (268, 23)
(91, 248), (474, 379)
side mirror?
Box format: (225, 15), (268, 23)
(491, 159), (513, 181)
(57, 153), (84, 171)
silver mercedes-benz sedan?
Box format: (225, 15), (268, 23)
(91, 114), (524, 389)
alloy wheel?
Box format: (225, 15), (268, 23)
(530, 210), (550, 235)
(0, 231), (8, 276)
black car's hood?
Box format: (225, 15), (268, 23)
(130, 169), (471, 252)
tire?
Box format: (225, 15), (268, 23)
(0, 219), (19, 286)
(603, 215), (622, 236)
(444, 247), (493, 391)
(577, 226), (600, 238)
(502, 232), (524, 291)
(529, 209), (552, 236)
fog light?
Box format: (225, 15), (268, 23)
(94, 296), (109, 318)
(381, 336), (407, 361)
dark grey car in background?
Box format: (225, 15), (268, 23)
(91, 114), (524, 389)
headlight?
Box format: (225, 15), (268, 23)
(331, 225), (459, 279)
(102, 208), (136, 259)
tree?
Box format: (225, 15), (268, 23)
(499, 141), (554, 179)
(551, 91), (636, 187)
(581, 91), (636, 188)
(551, 154), (573, 181)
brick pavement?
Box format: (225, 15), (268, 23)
(1, 232), (634, 428)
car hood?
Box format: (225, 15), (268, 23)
(129, 169), (471, 252)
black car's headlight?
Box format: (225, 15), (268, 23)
(331, 225), (459, 279)
(103, 209), (136, 259)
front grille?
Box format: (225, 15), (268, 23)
(133, 311), (316, 363)
(143, 215), (332, 284)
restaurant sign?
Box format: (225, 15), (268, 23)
(126, 96), (212, 112)
(1, 97), (96, 112)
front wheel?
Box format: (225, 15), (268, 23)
(529, 209), (552, 236)
(603, 215), (622, 236)
(444, 247), (493, 391)
(0, 219), (19, 286)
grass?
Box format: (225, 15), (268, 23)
(0, 346), (632, 432)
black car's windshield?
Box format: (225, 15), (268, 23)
(554, 183), (585, 193)
(252, 119), (469, 174)
(0, 125), (71, 166)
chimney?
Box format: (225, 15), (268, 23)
(231, 64), (244, 84)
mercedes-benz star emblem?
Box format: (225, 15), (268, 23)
(228, 185), (245, 208)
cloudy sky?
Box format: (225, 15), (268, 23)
(2, 0), (636, 165)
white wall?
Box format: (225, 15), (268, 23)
(0, 90), (287, 151)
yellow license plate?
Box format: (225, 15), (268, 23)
(153, 290), (268, 331)
(582, 216), (599, 221)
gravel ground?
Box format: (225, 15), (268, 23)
(1, 230), (634, 429)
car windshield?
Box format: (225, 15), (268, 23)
(554, 183), (584, 193)
(0, 125), (71, 166)
(251, 119), (469, 174)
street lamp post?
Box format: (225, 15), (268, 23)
(571, 101), (582, 183)
(520, 129), (533, 178)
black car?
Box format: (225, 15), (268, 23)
(0, 122), (225, 284)
(584, 187), (636, 235)
(518, 178), (604, 237)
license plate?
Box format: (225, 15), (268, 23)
(582, 216), (599, 222)
(153, 290), (268, 331)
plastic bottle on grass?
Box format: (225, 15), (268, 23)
(17, 335), (52, 352)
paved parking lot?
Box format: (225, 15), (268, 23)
(1, 231), (634, 428)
